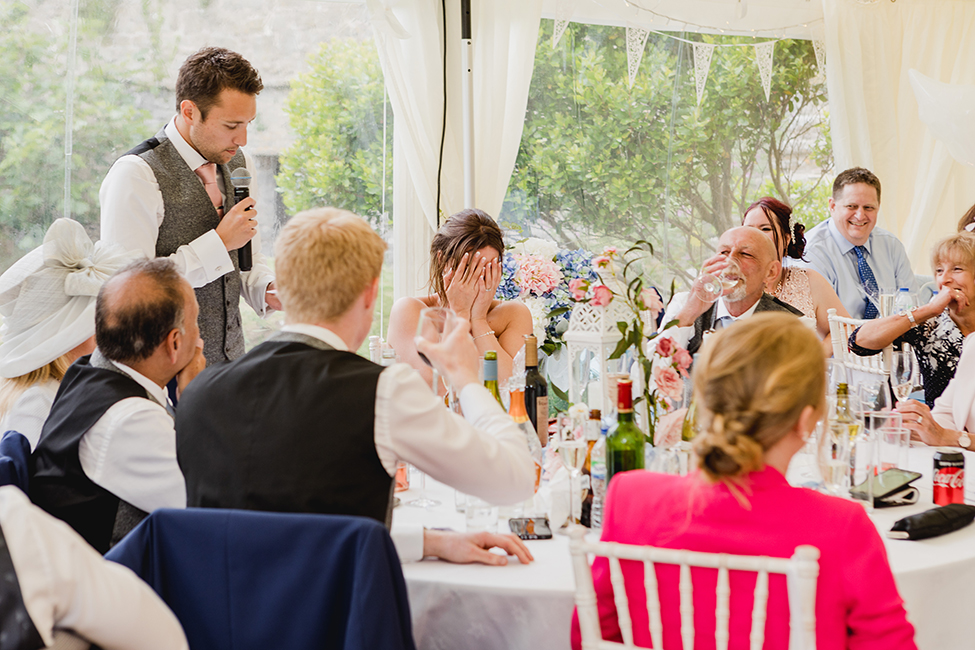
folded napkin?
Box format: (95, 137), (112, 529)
(888, 504), (975, 540)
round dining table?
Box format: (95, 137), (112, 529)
(393, 446), (975, 650)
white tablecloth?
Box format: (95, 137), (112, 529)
(394, 447), (975, 650)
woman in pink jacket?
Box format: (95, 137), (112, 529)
(572, 312), (916, 650)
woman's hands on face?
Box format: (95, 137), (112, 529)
(471, 257), (501, 322)
(444, 252), (488, 321)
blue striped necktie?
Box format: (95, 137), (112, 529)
(854, 246), (879, 319)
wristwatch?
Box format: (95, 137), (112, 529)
(959, 432), (971, 449)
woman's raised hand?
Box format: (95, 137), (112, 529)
(444, 252), (488, 320)
(471, 257), (501, 322)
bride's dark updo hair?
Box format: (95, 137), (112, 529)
(692, 313), (825, 483)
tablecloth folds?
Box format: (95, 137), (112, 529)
(106, 508), (416, 650)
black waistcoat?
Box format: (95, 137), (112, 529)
(176, 332), (394, 527)
(30, 353), (151, 554)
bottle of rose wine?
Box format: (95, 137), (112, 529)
(606, 379), (645, 482)
(524, 335), (549, 447)
(509, 384), (543, 492)
(483, 351), (502, 405)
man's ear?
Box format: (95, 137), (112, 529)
(766, 259), (782, 287)
(179, 99), (199, 125)
(362, 277), (380, 313)
(827, 196), (836, 214)
(165, 328), (181, 365)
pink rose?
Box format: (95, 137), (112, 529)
(673, 348), (693, 376)
(592, 256), (611, 269)
(655, 407), (688, 448)
(638, 288), (664, 318)
(602, 246), (618, 256)
(655, 336), (675, 358)
(654, 366), (683, 400)
(514, 254), (563, 297)
(591, 284), (613, 307)
(568, 278), (589, 301)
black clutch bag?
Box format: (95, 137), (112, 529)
(887, 503), (975, 540)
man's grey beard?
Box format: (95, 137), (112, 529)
(725, 281), (749, 302)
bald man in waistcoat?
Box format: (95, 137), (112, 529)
(99, 47), (281, 366)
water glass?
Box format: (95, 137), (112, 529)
(891, 351), (915, 403)
(465, 495), (498, 533)
(879, 427), (910, 471)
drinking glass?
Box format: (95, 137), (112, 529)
(821, 407), (852, 496)
(857, 379), (893, 414)
(556, 412), (588, 532)
(692, 258), (741, 303)
(465, 495), (498, 533)
(878, 287), (896, 318)
(825, 359), (849, 397)
(891, 351), (915, 403)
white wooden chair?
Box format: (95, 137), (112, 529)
(569, 527), (820, 650)
(827, 308), (891, 377)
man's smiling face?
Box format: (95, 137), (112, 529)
(828, 182), (879, 247)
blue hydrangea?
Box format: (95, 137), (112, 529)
(495, 252), (521, 301)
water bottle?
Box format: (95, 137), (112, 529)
(589, 426), (608, 529)
(894, 287), (916, 315)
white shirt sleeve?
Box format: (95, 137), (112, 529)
(0, 381), (57, 451)
(0, 486), (189, 650)
(659, 291), (695, 351)
(99, 154), (235, 288)
(390, 522), (425, 563)
(78, 397), (186, 513)
(373, 364), (535, 506)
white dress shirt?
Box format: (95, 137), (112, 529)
(77, 360), (186, 514)
(932, 332), (975, 436)
(99, 118), (274, 315)
(0, 379), (58, 451)
(280, 324), (537, 561)
(0, 486), (188, 649)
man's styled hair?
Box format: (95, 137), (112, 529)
(832, 167), (882, 203)
(275, 207), (386, 323)
(95, 259), (186, 363)
(175, 47), (264, 119)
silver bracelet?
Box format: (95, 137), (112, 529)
(906, 309), (918, 327)
(473, 330), (496, 340)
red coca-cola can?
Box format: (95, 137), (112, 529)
(933, 449), (965, 506)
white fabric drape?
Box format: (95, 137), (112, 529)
(823, 0), (975, 272)
(372, 0), (542, 299)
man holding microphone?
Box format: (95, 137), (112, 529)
(100, 47), (280, 366)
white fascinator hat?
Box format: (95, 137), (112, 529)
(0, 219), (138, 379)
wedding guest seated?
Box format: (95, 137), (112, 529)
(177, 207), (536, 565)
(742, 197), (850, 355)
(852, 232), (975, 406)
(0, 219), (134, 450)
(572, 313), (916, 649)
(31, 258), (206, 553)
(0, 486), (188, 649)
(803, 167), (918, 319)
(387, 208), (532, 387)
(659, 226), (803, 355)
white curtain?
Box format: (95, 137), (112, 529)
(823, 0), (975, 272)
(371, 0), (542, 299)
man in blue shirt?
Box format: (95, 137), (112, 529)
(804, 167), (919, 319)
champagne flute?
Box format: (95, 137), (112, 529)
(556, 412), (588, 532)
(891, 351), (915, 403)
(406, 307), (457, 508)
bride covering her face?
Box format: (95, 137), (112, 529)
(387, 209), (533, 389)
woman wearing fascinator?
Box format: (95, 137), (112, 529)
(572, 313), (916, 650)
(0, 219), (136, 449)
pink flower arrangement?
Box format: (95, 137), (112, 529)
(655, 336), (675, 358)
(602, 246), (618, 255)
(568, 278), (589, 301)
(514, 254), (563, 297)
(592, 256), (611, 269)
(655, 407), (687, 448)
(638, 288), (664, 318)
(591, 284), (613, 307)
(653, 366), (684, 400)
(673, 348), (692, 376)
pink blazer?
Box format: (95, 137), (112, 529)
(571, 466), (916, 650)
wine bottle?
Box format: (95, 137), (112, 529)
(832, 382), (864, 494)
(483, 351), (503, 405)
(606, 379), (645, 482)
(524, 335), (549, 447)
(589, 426), (607, 529)
(509, 385), (543, 492)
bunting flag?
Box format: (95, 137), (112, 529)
(812, 35), (826, 76)
(552, 0), (573, 48)
(692, 42), (715, 106)
(755, 41), (775, 102)
(626, 25), (650, 89)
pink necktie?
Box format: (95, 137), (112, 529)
(195, 162), (224, 217)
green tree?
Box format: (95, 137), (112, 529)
(503, 23), (832, 286)
(277, 38), (392, 227)
(0, 2), (156, 268)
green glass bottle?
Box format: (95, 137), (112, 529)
(606, 378), (645, 482)
(483, 351), (503, 405)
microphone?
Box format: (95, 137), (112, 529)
(230, 167), (253, 272)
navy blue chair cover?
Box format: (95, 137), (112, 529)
(0, 431), (31, 493)
(106, 508), (416, 650)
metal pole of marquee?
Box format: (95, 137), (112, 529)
(460, 0), (475, 209)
